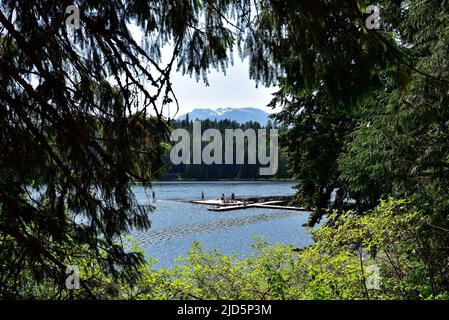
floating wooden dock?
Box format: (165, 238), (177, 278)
(207, 204), (252, 212)
(251, 204), (307, 211)
(190, 199), (245, 206)
(203, 200), (307, 212)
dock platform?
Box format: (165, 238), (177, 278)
(251, 204), (307, 211)
(205, 200), (306, 212)
(190, 199), (245, 206)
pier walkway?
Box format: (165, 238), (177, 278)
(190, 199), (307, 212)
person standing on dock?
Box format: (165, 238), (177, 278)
(220, 193), (225, 204)
(201, 191), (205, 200)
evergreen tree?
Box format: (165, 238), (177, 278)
(0, 0), (239, 298)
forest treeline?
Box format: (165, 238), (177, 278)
(162, 117), (291, 180)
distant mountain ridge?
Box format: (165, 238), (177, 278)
(176, 107), (269, 125)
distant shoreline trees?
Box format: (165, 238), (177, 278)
(162, 118), (290, 180)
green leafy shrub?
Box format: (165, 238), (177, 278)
(120, 198), (447, 300)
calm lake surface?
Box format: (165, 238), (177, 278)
(131, 181), (314, 268)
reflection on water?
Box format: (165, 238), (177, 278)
(131, 181), (314, 268)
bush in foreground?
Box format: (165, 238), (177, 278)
(120, 198), (448, 300)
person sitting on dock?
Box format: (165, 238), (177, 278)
(220, 193), (225, 204)
(231, 193), (236, 202)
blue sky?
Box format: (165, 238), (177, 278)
(128, 24), (276, 118)
(168, 57), (277, 117)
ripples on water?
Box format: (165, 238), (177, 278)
(131, 181), (314, 268)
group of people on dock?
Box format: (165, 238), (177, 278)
(201, 191), (245, 206)
(219, 193), (236, 202)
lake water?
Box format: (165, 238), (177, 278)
(131, 181), (314, 268)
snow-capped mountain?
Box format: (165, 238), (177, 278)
(176, 107), (270, 125)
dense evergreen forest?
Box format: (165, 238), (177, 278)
(162, 117), (290, 180)
(1, 0), (449, 300)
